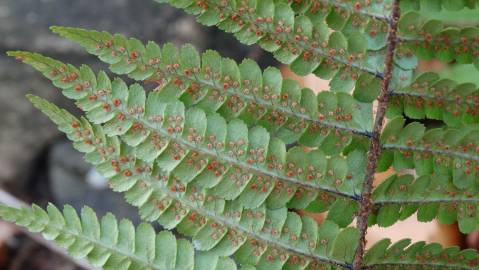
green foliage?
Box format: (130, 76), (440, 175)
(23, 95), (360, 269)
(10, 51), (365, 219)
(372, 174), (479, 233)
(402, 0), (479, 12)
(2, 1), (479, 270)
(49, 26), (373, 145)
(156, 0), (415, 94)
(380, 116), (479, 190)
(397, 10), (479, 68)
(365, 238), (479, 269)
(388, 72), (479, 126)
(0, 203), (233, 270)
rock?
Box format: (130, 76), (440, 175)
(0, 0), (206, 185)
(0, 0), (206, 53)
(0, 56), (78, 183)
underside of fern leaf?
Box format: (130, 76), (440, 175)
(26, 94), (359, 269)
(0, 203), (238, 270)
(2, 0), (479, 270)
(8, 49), (368, 222)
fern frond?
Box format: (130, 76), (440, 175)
(11, 51), (367, 211)
(365, 238), (479, 270)
(398, 11), (479, 68)
(47, 26), (374, 144)
(7, 0), (479, 268)
(153, 0), (414, 91)
(0, 203), (237, 270)
(379, 117), (479, 188)
(388, 72), (479, 126)
(26, 95), (360, 269)
(287, 0), (392, 58)
(290, 0), (392, 22)
(292, 0), (479, 17)
(401, 0), (479, 12)
(290, 1), (424, 73)
(372, 174), (479, 233)
(379, 116), (479, 192)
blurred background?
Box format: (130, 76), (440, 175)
(0, 0), (478, 269)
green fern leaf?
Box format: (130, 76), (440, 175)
(0, 203), (241, 270)
(12, 51), (367, 216)
(6, 0), (479, 269)
(46, 26), (375, 146)
(288, 0), (392, 54)
(150, 1), (414, 94)
(25, 70), (364, 224)
(388, 72), (479, 126)
(25, 95), (360, 269)
(402, 0), (479, 12)
(372, 174), (479, 233)
(365, 238), (479, 269)
(280, 2), (479, 72)
(289, 0), (393, 22)
(398, 11), (479, 69)
(380, 116), (479, 192)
